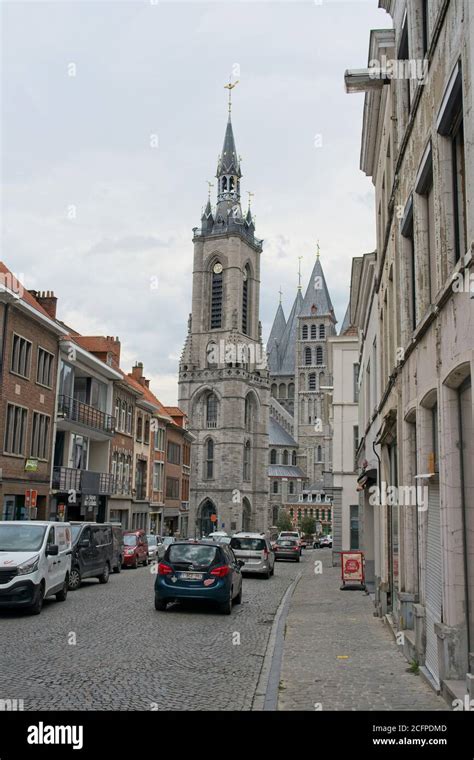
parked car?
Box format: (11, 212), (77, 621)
(207, 531), (228, 541)
(0, 521), (72, 614)
(274, 537), (301, 562)
(230, 533), (275, 579)
(122, 530), (149, 568)
(319, 535), (333, 548)
(278, 531), (302, 555)
(69, 522), (114, 590)
(156, 536), (176, 560)
(111, 523), (123, 573)
(146, 534), (159, 562)
(154, 540), (243, 614)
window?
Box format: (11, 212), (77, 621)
(288, 383), (294, 399)
(353, 426), (359, 468)
(36, 348), (54, 387)
(401, 198), (417, 330)
(283, 449), (289, 465)
(272, 480), (279, 494)
(206, 393), (218, 428)
(317, 445), (322, 463)
(245, 395), (252, 431)
(302, 325), (308, 340)
(167, 441), (181, 465)
(319, 324), (325, 339)
(289, 481), (294, 495)
(309, 373), (316, 391)
(398, 15), (411, 117)
(4, 404), (28, 455)
(311, 324), (317, 339)
(243, 440), (251, 481)
(242, 265), (250, 335)
(211, 266), (223, 329)
(166, 477), (180, 499)
(127, 405), (133, 434)
(270, 449), (277, 465)
(292, 450), (296, 465)
(153, 462), (164, 492)
(30, 412), (50, 459)
(422, 0), (429, 56)
(154, 426), (164, 451)
(121, 402), (126, 432)
(350, 505), (360, 550)
(353, 363), (359, 402)
(437, 63), (466, 264)
(11, 334), (31, 378)
(304, 347), (312, 365)
(316, 346), (323, 365)
(115, 398), (120, 426)
(416, 146), (436, 304)
(136, 415), (143, 441)
(144, 418), (150, 444)
(205, 439), (214, 479)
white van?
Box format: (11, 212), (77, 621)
(0, 521), (72, 615)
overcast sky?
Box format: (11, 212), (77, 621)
(2, 0), (390, 404)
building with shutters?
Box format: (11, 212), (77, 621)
(346, 0), (474, 700)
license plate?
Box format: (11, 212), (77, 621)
(179, 572), (203, 580)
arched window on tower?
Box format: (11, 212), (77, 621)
(206, 393), (218, 428)
(292, 450), (297, 465)
(305, 347), (312, 365)
(244, 394), (254, 432)
(309, 373), (316, 391)
(288, 383), (295, 399)
(243, 441), (251, 481)
(205, 439), (215, 479)
(211, 264), (223, 329)
(283, 449), (289, 465)
(316, 346), (323, 365)
(271, 383), (277, 398)
(317, 445), (322, 462)
(319, 324), (325, 339)
(302, 325), (308, 340)
(242, 264), (250, 335)
(270, 449), (277, 464)
(311, 324), (317, 339)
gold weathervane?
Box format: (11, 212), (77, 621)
(224, 77), (239, 114)
(316, 240), (321, 259)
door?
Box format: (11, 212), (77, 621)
(425, 481), (442, 684)
(45, 526), (62, 594)
(78, 526), (96, 577)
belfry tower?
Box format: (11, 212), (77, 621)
(178, 83), (269, 537)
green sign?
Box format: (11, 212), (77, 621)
(24, 459), (39, 472)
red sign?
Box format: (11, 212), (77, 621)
(210, 514), (217, 523)
(341, 551), (365, 586)
(30, 490), (38, 508)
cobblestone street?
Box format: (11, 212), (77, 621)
(278, 550), (448, 711)
(0, 556), (300, 711)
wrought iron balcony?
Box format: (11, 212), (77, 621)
(52, 466), (116, 495)
(57, 395), (115, 436)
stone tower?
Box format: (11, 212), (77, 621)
(294, 255), (337, 483)
(178, 97), (270, 538)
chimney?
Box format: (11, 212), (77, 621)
(131, 362), (147, 386)
(29, 290), (58, 320)
(104, 336), (121, 365)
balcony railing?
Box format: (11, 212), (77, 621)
(52, 466), (116, 495)
(57, 395), (115, 436)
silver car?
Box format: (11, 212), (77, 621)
(156, 536), (175, 560)
(230, 533), (275, 579)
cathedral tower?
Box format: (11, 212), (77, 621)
(178, 88), (269, 537)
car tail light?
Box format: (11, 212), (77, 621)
(210, 565), (230, 578)
(263, 549), (268, 560)
(158, 562), (173, 575)
(293, 546), (299, 551)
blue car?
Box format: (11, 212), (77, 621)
(154, 540), (243, 615)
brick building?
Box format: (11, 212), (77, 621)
(0, 264), (65, 519)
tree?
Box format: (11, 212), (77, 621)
(276, 510), (292, 531)
(301, 516), (316, 536)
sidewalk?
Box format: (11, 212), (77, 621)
(277, 551), (448, 711)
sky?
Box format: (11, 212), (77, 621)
(1, 0), (390, 404)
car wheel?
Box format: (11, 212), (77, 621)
(113, 558), (122, 574)
(155, 597), (167, 611)
(56, 576), (69, 602)
(296, 557), (300, 563)
(219, 590), (233, 615)
(234, 585), (242, 605)
(270, 565), (275, 576)
(68, 568), (81, 590)
(28, 582), (44, 615)
(133, 556), (138, 569)
(98, 563), (110, 584)
(264, 568), (271, 580)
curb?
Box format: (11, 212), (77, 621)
(252, 570), (303, 711)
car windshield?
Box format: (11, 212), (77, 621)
(277, 539), (297, 547)
(71, 525), (83, 543)
(123, 535), (137, 546)
(168, 544), (218, 567)
(147, 536), (157, 546)
(231, 537), (266, 551)
(0, 524), (46, 552)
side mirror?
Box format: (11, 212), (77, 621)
(238, 560), (245, 568)
(46, 544), (59, 556)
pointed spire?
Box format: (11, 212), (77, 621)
(300, 256), (335, 319)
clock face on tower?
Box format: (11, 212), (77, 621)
(213, 262), (223, 274)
